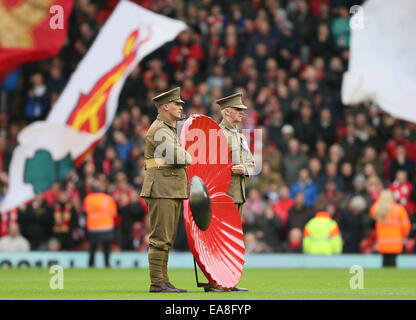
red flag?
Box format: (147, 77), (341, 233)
(0, 0), (74, 81)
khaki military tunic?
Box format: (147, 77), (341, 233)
(140, 114), (191, 199)
(140, 114), (192, 284)
(219, 119), (255, 216)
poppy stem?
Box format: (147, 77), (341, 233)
(193, 258), (211, 288)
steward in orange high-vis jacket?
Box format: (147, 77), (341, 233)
(370, 189), (411, 267)
(84, 190), (117, 268)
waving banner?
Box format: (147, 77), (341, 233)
(0, 0), (74, 82)
(1, 1), (187, 212)
(341, 0), (416, 122)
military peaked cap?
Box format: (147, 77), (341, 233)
(152, 87), (185, 108)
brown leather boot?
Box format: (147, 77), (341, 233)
(204, 284), (227, 292)
(165, 282), (187, 293)
(149, 282), (182, 293)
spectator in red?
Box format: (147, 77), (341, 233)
(49, 190), (79, 250)
(313, 1), (332, 27)
(225, 29), (238, 61)
(385, 126), (413, 161)
(366, 175), (383, 204)
(101, 146), (117, 176)
(206, 4), (224, 31)
(167, 29), (204, 71)
(1, 207), (19, 238)
(273, 186), (295, 229)
(264, 58), (279, 82)
(389, 170), (415, 216)
(204, 24), (221, 64)
(242, 98), (259, 131)
(183, 57), (200, 80)
(180, 78), (196, 101)
(43, 183), (62, 207)
(308, 0), (332, 17)
(142, 59), (168, 90)
(7, 123), (19, 149)
(313, 137), (328, 163)
(112, 172), (136, 207)
(65, 179), (81, 213)
(286, 227), (303, 253)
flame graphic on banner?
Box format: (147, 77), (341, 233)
(66, 25), (152, 166)
(66, 26), (152, 134)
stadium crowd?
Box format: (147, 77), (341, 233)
(1, 0), (415, 255)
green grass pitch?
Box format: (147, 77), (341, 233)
(0, 268), (416, 300)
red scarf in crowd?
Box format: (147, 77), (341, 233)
(53, 203), (71, 233)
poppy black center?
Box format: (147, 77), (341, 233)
(189, 176), (211, 231)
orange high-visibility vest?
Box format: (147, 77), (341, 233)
(84, 193), (117, 231)
(370, 203), (411, 254)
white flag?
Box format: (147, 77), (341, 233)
(1, 123), (96, 212)
(1, 1), (187, 212)
(341, 0), (416, 122)
(47, 0), (187, 132)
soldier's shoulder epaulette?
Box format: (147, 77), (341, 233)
(146, 120), (161, 136)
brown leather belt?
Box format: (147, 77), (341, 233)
(145, 158), (178, 169)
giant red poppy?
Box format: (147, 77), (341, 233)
(180, 114), (245, 290)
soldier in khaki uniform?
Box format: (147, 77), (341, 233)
(217, 92), (256, 217)
(211, 92), (256, 292)
(140, 87), (192, 293)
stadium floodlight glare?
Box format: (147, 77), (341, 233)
(180, 114), (245, 290)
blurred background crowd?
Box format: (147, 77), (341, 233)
(1, 0), (415, 255)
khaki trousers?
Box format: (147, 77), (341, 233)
(145, 198), (182, 285)
(236, 203), (244, 218)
